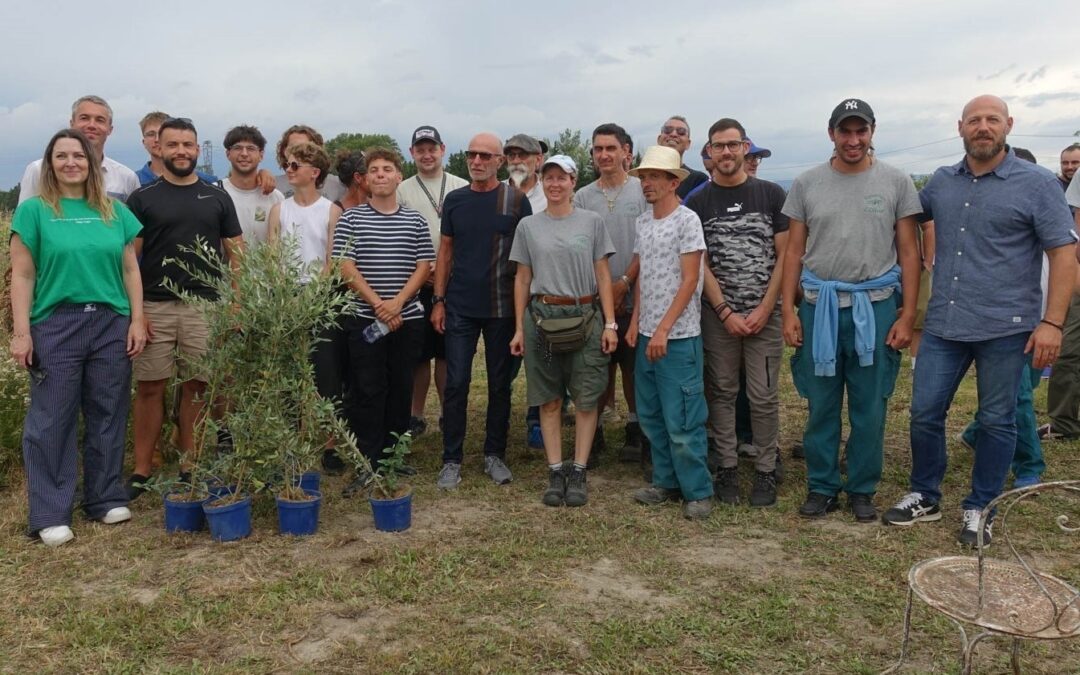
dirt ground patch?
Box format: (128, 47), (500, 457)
(569, 557), (680, 615)
(678, 538), (792, 576)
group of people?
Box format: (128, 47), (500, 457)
(8, 93), (1080, 550)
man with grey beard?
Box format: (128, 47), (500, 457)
(503, 134), (547, 212)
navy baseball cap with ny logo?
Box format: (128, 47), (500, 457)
(829, 98), (875, 128)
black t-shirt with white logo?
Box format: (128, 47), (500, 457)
(127, 178), (242, 301)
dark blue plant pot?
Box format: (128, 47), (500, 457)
(207, 483), (237, 500)
(276, 489), (321, 536)
(164, 492), (206, 533)
(370, 491), (412, 532)
(292, 471), (321, 493)
(203, 494), (252, 542)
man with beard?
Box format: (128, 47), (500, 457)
(687, 118), (788, 508)
(397, 126), (469, 436)
(573, 123), (648, 465)
(884, 95), (1077, 547)
(19, 95), (139, 203)
(781, 98), (922, 522)
(219, 125), (283, 244)
(657, 116), (708, 199)
(124, 117), (244, 496)
(432, 133), (532, 488)
(1057, 143), (1080, 193)
(135, 112), (217, 186)
(503, 134), (547, 212)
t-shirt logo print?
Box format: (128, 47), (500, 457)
(845, 100), (859, 110)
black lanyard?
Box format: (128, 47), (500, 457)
(416, 173), (448, 217)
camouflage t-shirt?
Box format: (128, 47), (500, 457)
(685, 177), (789, 314)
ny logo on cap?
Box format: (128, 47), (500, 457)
(845, 100), (859, 110)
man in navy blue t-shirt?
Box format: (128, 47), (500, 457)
(431, 132), (532, 489)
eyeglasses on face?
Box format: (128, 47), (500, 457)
(465, 150), (501, 161)
(283, 161), (312, 171)
(229, 144), (261, 154)
(661, 125), (689, 137)
(745, 156), (763, 165)
(710, 141), (745, 152)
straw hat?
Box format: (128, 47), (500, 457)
(628, 145), (689, 181)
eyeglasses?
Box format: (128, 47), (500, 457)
(710, 141), (745, 152)
(229, 144), (261, 154)
(283, 161), (312, 171)
(745, 155), (763, 165)
(661, 125), (689, 137)
(505, 149), (536, 161)
(465, 151), (501, 161)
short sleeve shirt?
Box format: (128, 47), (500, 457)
(633, 205), (706, 339)
(1067, 171), (1080, 210)
(397, 171), (470, 249)
(220, 179), (284, 244)
(11, 197), (142, 323)
(509, 208), (615, 297)
(573, 176), (648, 284)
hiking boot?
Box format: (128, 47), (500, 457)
(408, 416), (427, 436)
(848, 493), (877, 522)
(321, 448), (346, 475)
(542, 467), (566, 507)
(587, 427), (606, 469)
(437, 462), (462, 490)
(683, 498), (714, 520)
(791, 439), (805, 460)
(620, 422), (642, 463)
(713, 467), (740, 505)
(882, 492), (941, 526)
(798, 492), (839, 518)
(125, 474), (150, 501)
(633, 485), (681, 505)
(564, 467), (588, 507)
(484, 456), (513, 485)
(342, 469), (374, 498)
(526, 423), (544, 450)
(749, 470), (777, 507)
(957, 508), (993, 548)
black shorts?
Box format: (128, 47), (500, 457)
(610, 312), (636, 370)
(417, 286), (446, 362)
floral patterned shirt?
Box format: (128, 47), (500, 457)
(633, 205), (706, 339)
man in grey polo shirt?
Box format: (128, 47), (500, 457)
(883, 95), (1077, 547)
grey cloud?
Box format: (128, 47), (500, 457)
(1027, 65), (1048, 82)
(293, 88), (320, 103)
(1014, 91), (1080, 108)
(1014, 71), (1028, 84)
(977, 63), (1016, 81)
(629, 44), (655, 57)
(577, 42), (622, 65)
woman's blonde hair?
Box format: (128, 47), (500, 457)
(38, 128), (115, 222)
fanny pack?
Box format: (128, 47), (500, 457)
(531, 305), (596, 354)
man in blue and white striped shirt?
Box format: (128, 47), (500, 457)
(332, 147), (435, 495)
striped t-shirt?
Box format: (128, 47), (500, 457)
(331, 204), (435, 320)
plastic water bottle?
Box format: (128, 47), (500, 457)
(362, 320), (390, 343)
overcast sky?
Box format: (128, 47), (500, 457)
(2, 0), (1078, 189)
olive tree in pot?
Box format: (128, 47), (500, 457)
(165, 235), (356, 540)
(344, 432), (415, 532)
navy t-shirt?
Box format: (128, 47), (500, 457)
(440, 183), (532, 318)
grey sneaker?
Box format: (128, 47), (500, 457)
(683, 498), (714, 520)
(633, 485), (682, 505)
(437, 462), (462, 490)
(484, 456), (513, 485)
(564, 467), (588, 507)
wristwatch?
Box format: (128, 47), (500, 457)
(604, 322), (618, 332)
(432, 295), (446, 305)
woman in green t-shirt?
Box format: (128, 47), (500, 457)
(9, 128), (146, 547)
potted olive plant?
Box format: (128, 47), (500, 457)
(345, 432), (415, 532)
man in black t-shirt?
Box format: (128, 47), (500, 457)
(658, 116), (709, 199)
(125, 117), (243, 497)
(686, 118), (789, 509)
(431, 132), (532, 489)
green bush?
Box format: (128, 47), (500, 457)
(0, 214), (26, 483)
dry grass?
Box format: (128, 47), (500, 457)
(0, 326), (1078, 672)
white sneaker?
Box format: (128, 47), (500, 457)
(100, 506), (132, 524)
(39, 525), (74, 547)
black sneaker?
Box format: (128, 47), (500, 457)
(848, 493), (877, 522)
(957, 508), (992, 548)
(587, 427), (606, 469)
(564, 467), (588, 507)
(342, 469), (374, 498)
(749, 470), (777, 507)
(798, 492), (838, 518)
(408, 416), (427, 436)
(713, 467), (740, 505)
(125, 473), (150, 501)
(791, 439), (805, 460)
(620, 422), (642, 463)
(321, 448), (346, 475)
(542, 467), (566, 507)
(881, 492), (942, 526)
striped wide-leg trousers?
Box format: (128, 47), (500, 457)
(23, 303), (132, 532)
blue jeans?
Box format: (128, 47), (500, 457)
(909, 331), (1030, 510)
(635, 335), (712, 501)
(441, 312), (516, 463)
(961, 362), (1044, 482)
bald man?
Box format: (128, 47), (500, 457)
(431, 133), (533, 489)
(884, 95), (1078, 547)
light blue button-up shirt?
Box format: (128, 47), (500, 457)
(921, 148), (1076, 342)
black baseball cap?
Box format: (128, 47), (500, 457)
(411, 125), (442, 147)
(829, 99), (875, 129)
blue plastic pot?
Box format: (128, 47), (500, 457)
(164, 492), (206, 533)
(203, 493), (252, 542)
(207, 483), (237, 500)
(292, 471), (321, 493)
(276, 489), (322, 536)
(369, 491), (412, 532)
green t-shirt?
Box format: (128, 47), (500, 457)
(11, 197), (142, 324)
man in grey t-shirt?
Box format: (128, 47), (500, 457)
(574, 123), (650, 466)
(780, 98), (922, 522)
